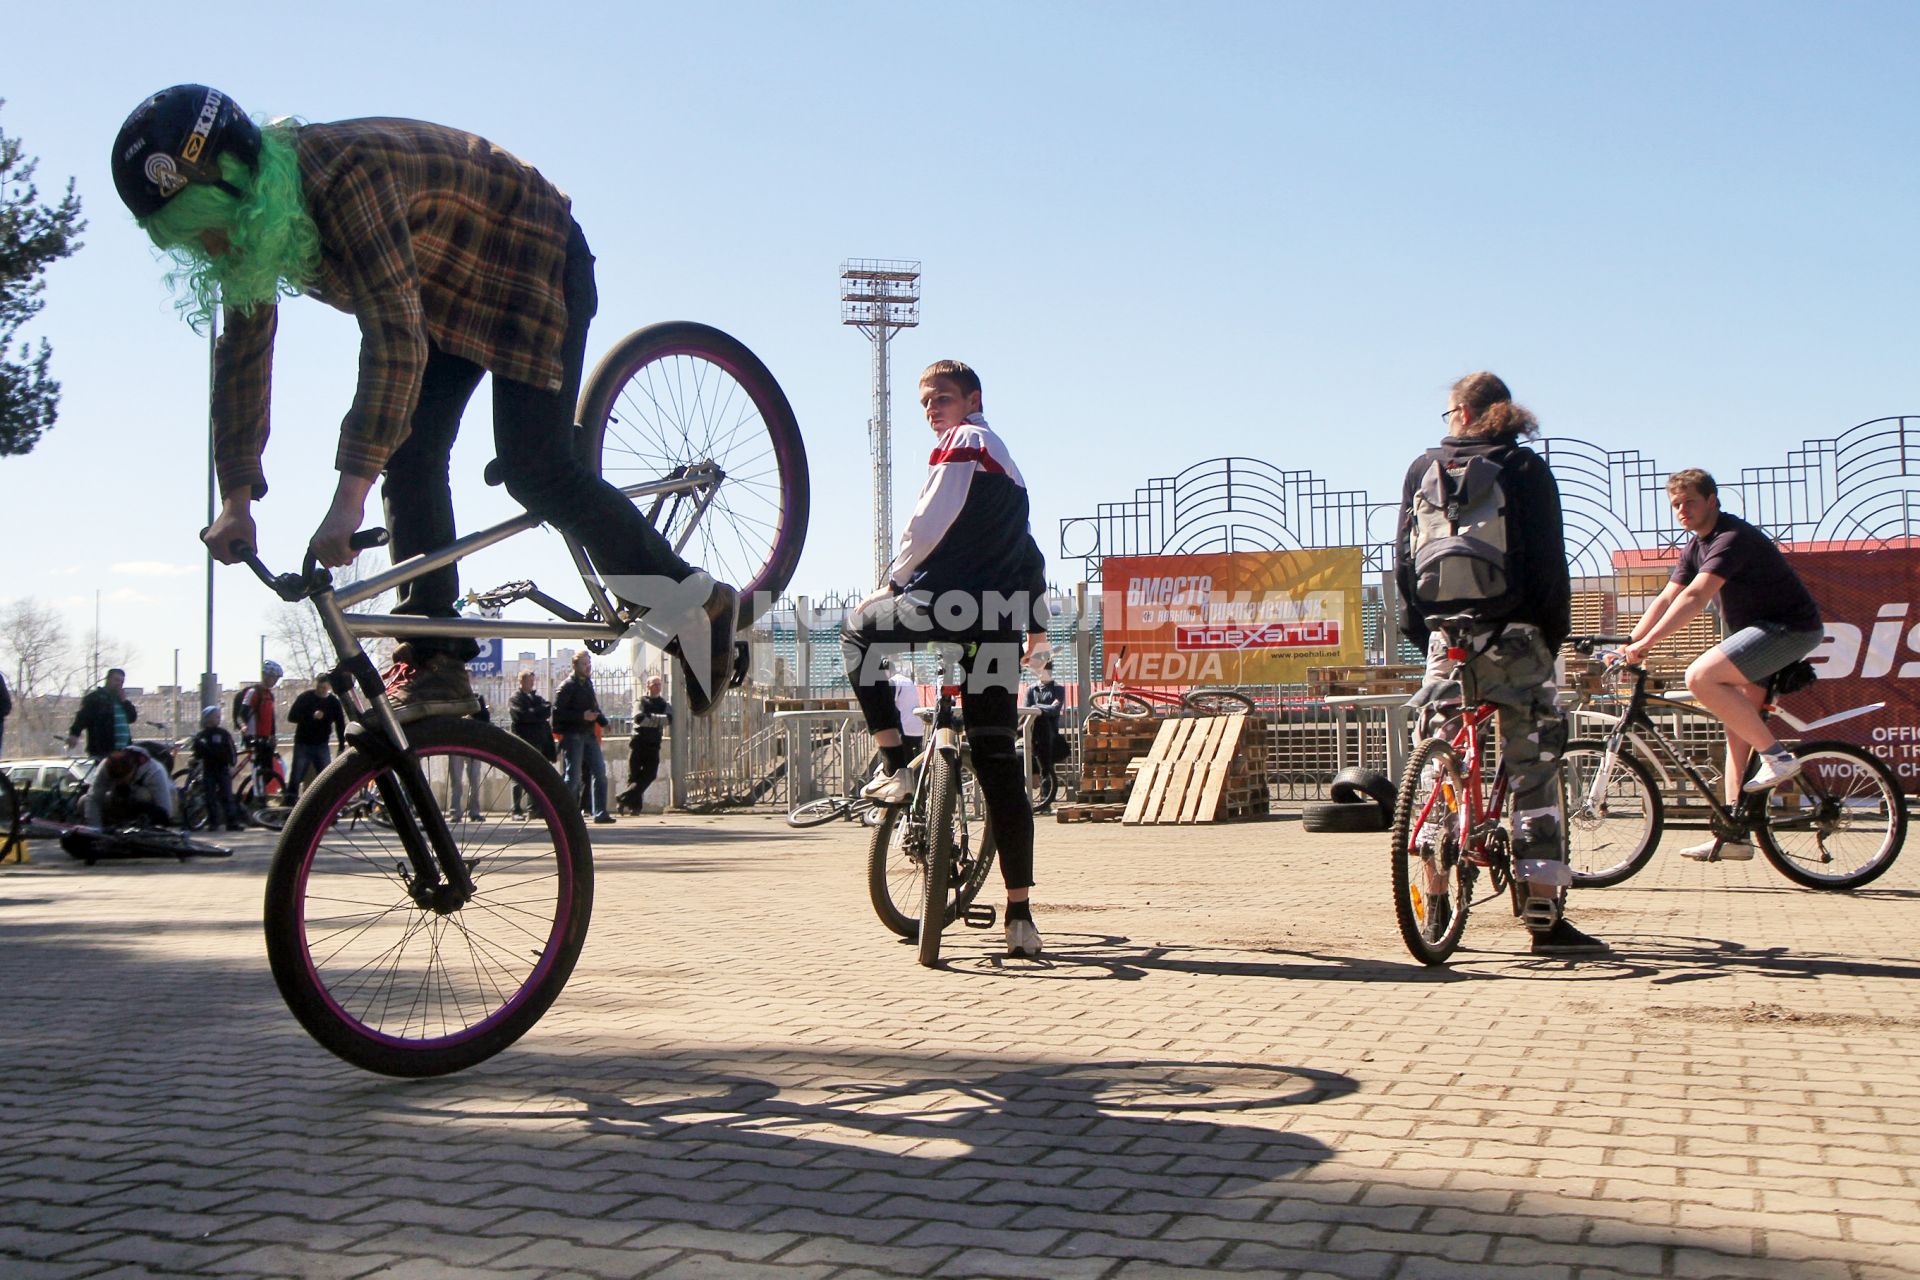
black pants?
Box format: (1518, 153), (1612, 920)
(201, 763), (242, 827)
(383, 221), (696, 658)
(622, 733), (662, 805)
(841, 594), (1034, 891)
(1032, 717), (1062, 778)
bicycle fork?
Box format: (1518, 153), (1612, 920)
(316, 592), (476, 913)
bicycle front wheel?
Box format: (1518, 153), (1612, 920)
(1090, 691), (1154, 719)
(264, 719), (594, 1077)
(577, 321), (809, 624)
(1754, 741), (1907, 890)
(1181, 689), (1256, 716)
(1391, 738), (1473, 965)
(868, 759), (997, 939)
(1561, 740), (1664, 887)
(917, 752), (963, 968)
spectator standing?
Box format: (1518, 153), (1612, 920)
(618, 674), (671, 814)
(554, 652), (614, 824)
(239, 659), (284, 802)
(888, 661), (925, 759)
(189, 706), (245, 832)
(68, 668), (138, 760)
(1023, 661), (1066, 809)
(507, 671), (556, 820)
(286, 673), (346, 803)
(448, 696), (491, 821)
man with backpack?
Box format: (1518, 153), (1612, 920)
(1396, 372), (1604, 957)
(237, 660), (284, 806)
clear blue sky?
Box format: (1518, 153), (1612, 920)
(4, 1), (1915, 690)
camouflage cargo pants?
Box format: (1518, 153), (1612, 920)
(1414, 622), (1567, 864)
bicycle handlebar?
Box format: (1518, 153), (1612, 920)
(209, 528), (389, 602)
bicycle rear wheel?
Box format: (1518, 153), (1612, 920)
(264, 719), (593, 1077)
(1754, 741), (1906, 890)
(787, 796), (852, 828)
(868, 758), (997, 939)
(576, 321), (809, 624)
(1561, 740), (1664, 887)
(1391, 738), (1473, 965)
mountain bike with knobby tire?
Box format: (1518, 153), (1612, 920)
(1563, 636), (1906, 891)
(864, 649), (1000, 963)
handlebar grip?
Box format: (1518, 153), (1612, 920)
(349, 528), (390, 551)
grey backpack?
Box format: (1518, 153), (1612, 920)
(1405, 449), (1522, 621)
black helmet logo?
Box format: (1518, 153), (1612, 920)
(110, 84), (261, 218)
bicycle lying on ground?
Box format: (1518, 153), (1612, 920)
(223, 321), (808, 1077)
(1089, 648), (1257, 719)
(1561, 635), (1906, 891)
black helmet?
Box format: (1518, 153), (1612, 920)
(111, 84), (262, 218)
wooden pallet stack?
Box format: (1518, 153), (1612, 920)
(1058, 718), (1162, 822)
(1305, 664), (1423, 697)
(1121, 714), (1269, 825)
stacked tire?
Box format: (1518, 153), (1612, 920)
(1301, 767), (1396, 833)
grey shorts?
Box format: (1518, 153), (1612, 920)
(1719, 623), (1823, 683)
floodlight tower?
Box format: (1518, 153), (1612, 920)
(840, 259), (922, 586)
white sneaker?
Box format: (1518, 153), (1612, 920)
(1743, 753), (1804, 793)
(860, 767), (917, 805)
(1006, 918), (1044, 957)
(1680, 838), (1754, 861)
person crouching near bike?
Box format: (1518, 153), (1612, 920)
(842, 361), (1051, 959)
(1396, 372), (1605, 957)
(190, 706), (246, 833)
(84, 747), (177, 830)
(112, 86), (740, 724)
(1612, 469), (1824, 862)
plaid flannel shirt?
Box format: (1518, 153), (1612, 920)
(211, 119), (575, 498)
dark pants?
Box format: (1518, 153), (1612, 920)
(288, 742), (331, 802)
(1033, 717), (1062, 778)
(200, 763), (242, 828)
(382, 221), (696, 658)
(246, 737), (280, 803)
(620, 733), (662, 808)
(511, 727), (557, 813)
(841, 594), (1034, 891)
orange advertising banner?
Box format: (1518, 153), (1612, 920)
(1101, 549), (1366, 685)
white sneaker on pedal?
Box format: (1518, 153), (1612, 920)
(1006, 918), (1044, 958)
(860, 767), (916, 805)
(1680, 837), (1753, 861)
(1743, 753), (1803, 793)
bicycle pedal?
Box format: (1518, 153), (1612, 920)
(1521, 897), (1560, 931)
(962, 903), (998, 929)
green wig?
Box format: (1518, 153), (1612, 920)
(139, 120), (321, 332)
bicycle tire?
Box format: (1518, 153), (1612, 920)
(1754, 740), (1907, 890)
(1090, 691), (1154, 719)
(1029, 771), (1058, 813)
(1181, 689), (1256, 716)
(576, 321), (809, 625)
(263, 718), (593, 1077)
(1562, 739), (1665, 888)
(172, 767), (209, 831)
(867, 759), (997, 939)
(787, 796), (852, 828)
(917, 752), (962, 968)
(1391, 738), (1473, 966)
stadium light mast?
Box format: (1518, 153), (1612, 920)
(839, 259), (921, 586)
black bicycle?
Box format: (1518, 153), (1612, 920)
(865, 648), (1000, 965)
(1563, 636), (1906, 891)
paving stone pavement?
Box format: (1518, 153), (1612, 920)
(2, 807), (1917, 1279)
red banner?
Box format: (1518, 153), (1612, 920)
(1789, 544), (1920, 786)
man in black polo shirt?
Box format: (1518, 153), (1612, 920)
(1616, 469), (1824, 861)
